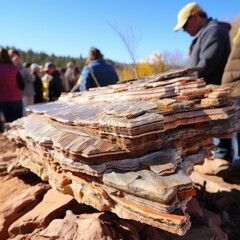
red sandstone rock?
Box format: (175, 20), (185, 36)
(0, 183), (49, 239)
(8, 189), (75, 237)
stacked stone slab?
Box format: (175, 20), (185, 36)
(6, 68), (240, 236)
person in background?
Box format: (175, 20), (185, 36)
(73, 66), (80, 85)
(31, 63), (44, 104)
(43, 62), (64, 101)
(79, 47), (118, 91)
(41, 61), (53, 102)
(9, 49), (36, 115)
(64, 62), (75, 91)
(70, 75), (82, 92)
(174, 2), (232, 163)
(23, 62), (31, 72)
(0, 48), (23, 124)
(60, 67), (69, 92)
(174, 2), (231, 85)
(221, 27), (240, 165)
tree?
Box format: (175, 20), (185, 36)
(118, 52), (165, 81)
(147, 52), (165, 73)
(161, 50), (186, 70)
(119, 65), (136, 81)
(107, 22), (140, 79)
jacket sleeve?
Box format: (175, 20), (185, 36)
(79, 66), (91, 91)
(113, 67), (119, 83)
(20, 68), (36, 83)
(48, 76), (64, 101)
(17, 71), (25, 90)
(197, 26), (228, 78)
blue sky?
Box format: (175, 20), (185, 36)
(0, 0), (239, 63)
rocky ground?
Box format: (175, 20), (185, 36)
(1, 134), (240, 240)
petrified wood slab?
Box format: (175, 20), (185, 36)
(6, 68), (240, 236)
(98, 112), (163, 136)
(157, 99), (195, 112)
(163, 105), (238, 131)
(200, 97), (232, 108)
(120, 67), (202, 83)
(27, 102), (164, 137)
(18, 114), (161, 162)
(109, 193), (191, 236)
(144, 75), (198, 88)
(17, 146), (193, 236)
(207, 86), (233, 98)
(54, 148), (181, 177)
(153, 67), (203, 81)
(103, 102), (145, 119)
(102, 169), (193, 203)
(53, 71), (205, 104)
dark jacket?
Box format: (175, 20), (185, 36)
(48, 70), (64, 101)
(222, 30), (240, 98)
(189, 18), (231, 85)
(33, 73), (44, 103)
(79, 59), (118, 91)
(17, 72), (25, 90)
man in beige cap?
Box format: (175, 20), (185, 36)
(174, 2), (231, 85)
(174, 3), (233, 163)
(174, 2), (202, 34)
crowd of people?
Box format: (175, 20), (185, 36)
(0, 47), (119, 128)
(0, 2), (240, 166)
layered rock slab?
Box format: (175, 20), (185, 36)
(6, 68), (240, 236)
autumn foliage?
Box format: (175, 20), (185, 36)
(118, 52), (165, 81)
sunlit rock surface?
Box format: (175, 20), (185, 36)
(5, 68), (240, 236)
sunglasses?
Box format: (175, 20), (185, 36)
(183, 15), (193, 29)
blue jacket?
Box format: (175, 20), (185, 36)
(189, 18), (231, 85)
(79, 59), (118, 91)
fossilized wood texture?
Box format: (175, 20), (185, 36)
(6, 68), (240, 236)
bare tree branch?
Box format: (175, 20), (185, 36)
(107, 22), (140, 79)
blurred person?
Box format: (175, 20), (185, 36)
(73, 66), (80, 83)
(221, 27), (240, 165)
(174, 2), (231, 85)
(41, 61), (53, 102)
(23, 62), (31, 71)
(174, 2), (232, 162)
(10, 50), (36, 115)
(68, 66), (80, 92)
(0, 48), (23, 123)
(60, 67), (69, 92)
(70, 75), (82, 92)
(43, 62), (64, 101)
(31, 63), (44, 104)
(79, 47), (118, 91)
(64, 62), (75, 91)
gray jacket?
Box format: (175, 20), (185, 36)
(18, 64), (35, 96)
(189, 18), (231, 85)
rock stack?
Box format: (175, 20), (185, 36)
(6, 68), (240, 236)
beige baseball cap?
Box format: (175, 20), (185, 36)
(174, 2), (202, 31)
